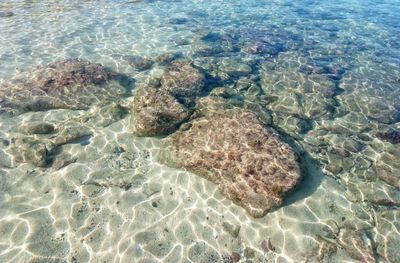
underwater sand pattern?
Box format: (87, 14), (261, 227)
(0, 0), (400, 262)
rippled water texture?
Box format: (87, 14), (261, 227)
(0, 0), (399, 262)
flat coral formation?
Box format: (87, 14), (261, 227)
(159, 108), (301, 217)
(0, 58), (129, 114)
(131, 86), (191, 136)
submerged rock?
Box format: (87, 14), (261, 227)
(376, 130), (400, 144)
(159, 108), (301, 217)
(19, 122), (56, 135)
(130, 61), (204, 136)
(375, 146), (400, 189)
(8, 137), (50, 167)
(155, 52), (181, 65)
(0, 11), (14, 18)
(261, 66), (337, 120)
(161, 61), (205, 100)
(336, 229), (375, 263)
(123, 55), (154, 71)
(131, 86), (191, 136)
(0, 58), (130, 114)
(376, 209), (400, 263)
(218, 58), (252, 77)
(338, 91), (400, 124)
(338, 66), (400, 124)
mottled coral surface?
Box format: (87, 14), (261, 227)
(160, 108), (301, 217)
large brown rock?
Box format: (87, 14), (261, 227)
(131, 61), (204, 136)
(161, 61), (205, 99)
(159, 108), (301, 217)
(0, 58), (129, 114)
(131, 86), (191, 136)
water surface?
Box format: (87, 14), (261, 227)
(0, 0), (399, 262)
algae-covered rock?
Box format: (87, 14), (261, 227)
(8, 137), (50, 167)
(155, 52), (181, 65)
(19, 122), (56, 135)
(218, 57), (252, 77)
(376, 129), (400, 144)
(52, 125), (93, 146)
(159, 108), (301, 217)
(131, 61), (204, 136)
(0, 58), (130, 114)
(123, 55), (154, 71)
(131, 86), (191, 136)
(161, 61), (205, 100)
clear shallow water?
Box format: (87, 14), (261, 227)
(0, 0), (399, 262)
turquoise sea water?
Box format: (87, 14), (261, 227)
(0, 0), (399, 262)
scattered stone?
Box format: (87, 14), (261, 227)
(222, 222), (240, 238)
(199, 31), (221, 42)
(160, 108), (301, 217)
(134, 229), (174, 258)
(344, 180), (400, 206)
(155, 52), (181, 65)
(0, 11), (14, 18)
(244, 247), (256, 259)
(234, 77), (256, 91)
(8, 137), (50, 167)
(51, 153), (77, 170)
(376, 130), (400, 144)
(92, 103), (129, 127)
(188, 242), (221, 263)
(123, 55), (154, 71)
(219, 58), (252, 77)
(321, 134), (366, 157)
(337, 229), (375, 263)
(19, 122), (56, 135)
(131, 86), (191, 136)
(242, 42), (284, 56)
(52, 126), (93, 146)
(272, 112), (313, 136)
(209, 87), (234, 98)
(230, 252), (241, 263)
(0, 138), (10, 147)
(174, 38), (191, 46)
(169, 18), (189, 25)
(261, 238), (275, 253)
